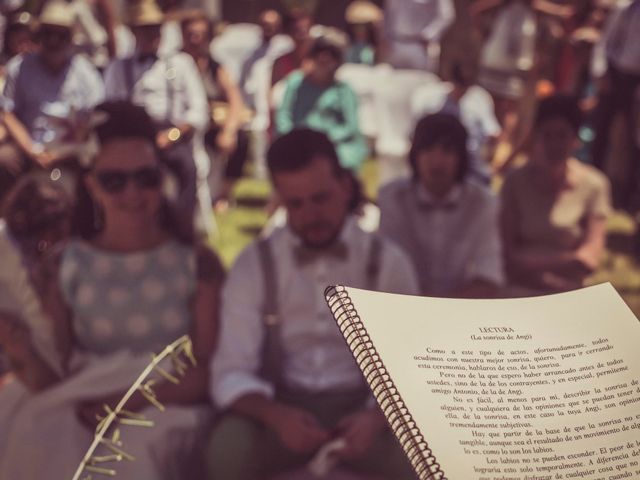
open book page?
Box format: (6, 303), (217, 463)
(341, 283), (640, 479)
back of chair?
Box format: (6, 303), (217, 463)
(336, 63), (380, 139)
(373, 68), (439, 158)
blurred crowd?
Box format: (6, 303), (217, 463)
(0, 0), (637, 479)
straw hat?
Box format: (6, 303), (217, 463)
(38, 0), (76, 29)
(126, 0), (164, 27)
(345, 1), (383, 25)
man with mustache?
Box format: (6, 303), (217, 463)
(207, 128), (419, 479)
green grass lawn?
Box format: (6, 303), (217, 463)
(210, 159), (640, 317)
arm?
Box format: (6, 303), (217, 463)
(0, 57), (48, 165)
(230, 392), (330, 453)
(181, 55), (209, 132)
(94, 0), (118, 59)
(274, 74), (299, 135)
(421, 0), (456, 42)
(215, 65), (246, 154)
(532, 0), (575, 20)
(325, 84), (362, 144)
(469, 0), (504, 18)
(1, 111), (44, 166)
(210, 244), (330, 451)
(156, 55), (209, 150)
(0, 310), (60, 391)
(84, 61), (106, 108)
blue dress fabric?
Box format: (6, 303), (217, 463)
(59, 239), (197, 355)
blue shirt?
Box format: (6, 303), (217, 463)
(3, 52), (105, 145)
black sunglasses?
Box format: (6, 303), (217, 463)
(94, 166), (162, 193)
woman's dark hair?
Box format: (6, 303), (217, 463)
(533, 94), (583, 133)
(409, 113), (469, 182)
(73, 100), (193, 244)
(267, 128), (364, 211)
(2, 172), (70, 245)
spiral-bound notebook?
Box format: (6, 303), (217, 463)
(325, 284), (640, 480)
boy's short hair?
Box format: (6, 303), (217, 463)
(267, 128), (343, 177)
(409, 113), (469, 182)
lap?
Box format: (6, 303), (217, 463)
(206, 389), (416, 480)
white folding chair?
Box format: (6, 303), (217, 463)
(336, 63), (380, 140)
(373, 67), (439, 186)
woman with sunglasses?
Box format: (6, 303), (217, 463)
(0, 101), (223, 479)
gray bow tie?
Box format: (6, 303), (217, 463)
(294, 242), (348, 265)
(417, 200), (457, 211)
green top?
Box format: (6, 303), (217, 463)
(276, 71), (369, 171)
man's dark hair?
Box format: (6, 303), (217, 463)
(409, 113), (469, 182)
(267, 128), (342, 176)
(533, 94), (583, 133)
(93, 100), (158, 147)
(267, 128), (364, 211)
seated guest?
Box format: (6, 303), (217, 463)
(344, 0), (383, 66)
(206, 129), (419, 480)
(1, 1), (104, 176)
(378, 113), (504, 298)
(180, 10), (250, 209)
(500, 94), (611, 295)
(104, 0), (209, 239)
(271, 9), (313, 87)
(411, 62), (502, 185)
(0, 101), (223, 479)
(0, 11), (36, 66)
(276, 36), (369, 172)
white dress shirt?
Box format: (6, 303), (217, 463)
(210, 217), (420, 408)
(378, 179), (504, 295)
(104, 52), (208, 130)
(384, 0), (455, 70)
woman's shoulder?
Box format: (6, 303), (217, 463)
(569, 158), (610, 192)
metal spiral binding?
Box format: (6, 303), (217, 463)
(325, 285), (446, 480)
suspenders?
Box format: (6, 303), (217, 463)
(123, 56), (176, 123)
(257, 235), (383, 387)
